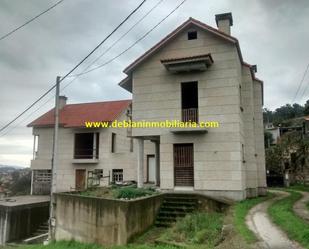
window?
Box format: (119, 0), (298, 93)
(130, 138), (134, 152)
(33, 170), (51, 183)
(112, 169), (123, 183)
(74, 133), (99, 159)
(239, 85), (244, 111)
(242, 144), (245, 163)
(181, 82), (198, 122)
(111, 133), (116, 153)
(188, 31), (197, 40)
(33, 135), (39, 159)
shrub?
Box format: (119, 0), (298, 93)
(113, 186), (156, 199)
(162, 212), (223, 246)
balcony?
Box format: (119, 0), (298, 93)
(161, 54), (213, 73)
(182, 108), (198, 123)
(72, 148), (99, 164)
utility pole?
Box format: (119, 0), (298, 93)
(48, 76), (61, 243)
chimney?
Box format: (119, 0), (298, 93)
(251, 65), (257, 73)
(59, 96), (67, 109)
(215, 12), (233, 35)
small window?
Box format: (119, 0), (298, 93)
(188, 31), (197, 40)
(112, 169), (123, 183)
(239, 85), (244, 112)
(111, 133), (116, 153)
(242, 144), (245, 163)
(130, 138), (133, 152)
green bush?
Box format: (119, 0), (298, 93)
(113, 186), (155, 199)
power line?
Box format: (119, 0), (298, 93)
(70, 0), (165, 78)
(299, 72), (309, 103)
(0, 0), (64, 42)
(0, 0), (166, 138)
(0, 0), (187, 137)
(71, 0), (187, 77)
(0, 0), (147, 134)
(292, 63), (309, 103)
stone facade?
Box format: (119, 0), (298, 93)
(119, 15), (266, 200)
(30, 111), (155, 193)
(29, 13), (266, 200)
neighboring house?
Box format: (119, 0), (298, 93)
(28, 12), (266, 200)
(119, 13), (266, 200)
(28, 98), (155, 194)
(265, 116), (309, 145)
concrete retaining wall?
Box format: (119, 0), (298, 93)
(54, 193), (164, 245)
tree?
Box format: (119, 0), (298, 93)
(264, 131), (274, 148)
(10, 170), (31, 196)
(304, 100), (309, 115)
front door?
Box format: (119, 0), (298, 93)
(174, 144), (194, 187)
(75, 169), (86, 190)
(147, 155), (156, 183)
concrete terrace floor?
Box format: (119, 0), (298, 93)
(0, 195), (50, 207)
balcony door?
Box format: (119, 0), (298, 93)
(174, 144), (194, 187)
(181, 81), (198, 122)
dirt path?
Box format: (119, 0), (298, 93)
(246, 190), (303, 249)
(293, 191), (309, 223)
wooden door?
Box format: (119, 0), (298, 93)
(75, 169), (86, 190)
(174, 144), (194, 186)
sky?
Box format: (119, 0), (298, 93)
(0, 0), (309, 167)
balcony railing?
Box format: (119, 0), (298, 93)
(74, 148), (98, 159)
(182, 108), (198, 123)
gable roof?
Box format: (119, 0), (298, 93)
(123, 17), (241, 75)
(28, 100), (131, 128)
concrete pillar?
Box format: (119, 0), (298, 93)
(137, 138), (144, 188)
(155, 142), (160, 187)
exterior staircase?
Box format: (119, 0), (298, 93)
(155, 194), (198, 227)
(22, 221), (48, 244)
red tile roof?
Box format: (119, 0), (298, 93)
(28, 100), (131, 128)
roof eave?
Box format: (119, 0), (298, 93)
(123, 18), (238, 75)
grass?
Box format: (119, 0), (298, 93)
(78, 186), (157, 200)
(233, 193), (272, 243)
(288, 184), (309, 192)
(160, 212), (223, 248)
(12, 240), (178, 249)
(268, 190), (309, 248)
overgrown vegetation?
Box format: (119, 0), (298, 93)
(113, 186), (156, 199)
(79, 186), (157, 200)
(265, 131), (309, 184)
(233, 194), (272, 243)
(16, 240), (177, 249)
(268, 190), (309, 248)
(160, 212), (223, 247)
(289, 184), (309, 192)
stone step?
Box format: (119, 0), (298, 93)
(163, 200), (197, 206)
(164, 196), (198, 201)
(155, 194), (198, 227)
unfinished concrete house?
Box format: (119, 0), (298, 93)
(119, 13), (266, 200)
(28, 98), (155, 193)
